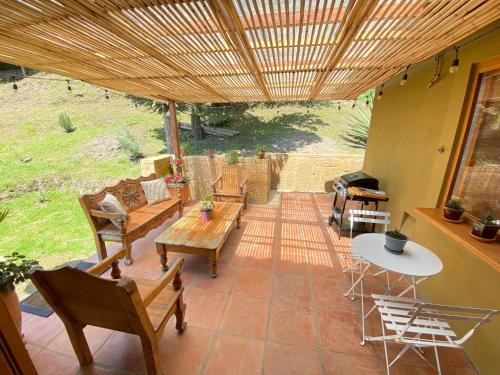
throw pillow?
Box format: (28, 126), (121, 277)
(99, 193), (128, 228)
(140, 178), (171, 205)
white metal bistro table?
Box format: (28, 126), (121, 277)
(351, 233), (443, 345)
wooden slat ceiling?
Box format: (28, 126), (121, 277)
(0, 0), (499, 103)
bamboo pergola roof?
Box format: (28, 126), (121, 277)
(0, 1), (499, 103)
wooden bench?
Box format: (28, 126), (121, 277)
(79, 174), (183, 265)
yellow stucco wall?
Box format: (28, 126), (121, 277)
(363, 23), (500, 374)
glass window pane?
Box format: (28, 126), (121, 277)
(452, 69), (500, 219)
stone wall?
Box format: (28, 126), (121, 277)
(141, 153), (364, 202)
(269, 153), (364, 192)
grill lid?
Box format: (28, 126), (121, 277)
(339, 171), (379, 190)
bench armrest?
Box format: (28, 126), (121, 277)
(142, 258), (185, 307)
(211, 175), (222, 192)
(87, 249), (126, 277)
(89, 209), (128, 233)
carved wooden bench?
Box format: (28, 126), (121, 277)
(79, 174), (183, 265)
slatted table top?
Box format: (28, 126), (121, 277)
(155, 202), (243, 250)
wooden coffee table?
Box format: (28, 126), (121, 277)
(155, 202), (243, 277)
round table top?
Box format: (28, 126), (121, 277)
(352, 233), (443, 277)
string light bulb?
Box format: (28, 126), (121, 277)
(351, 100), (356, 109)
(377, 84), (384, 100)
(337, 102), (341, 111)
(66, 80), (72, 91)
(365, 98), (369, 106)
(11, 76), (18, 90)
(400, 66), (409, 86)
(449, 47), (459, 74)
(105, 89), (109, 100)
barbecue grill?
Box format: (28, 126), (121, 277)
(328, 171), (388, 233)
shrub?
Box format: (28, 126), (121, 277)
(116, 129), (144, 161)
(58, 113), (76, 133)
(226, 150), (239, 164)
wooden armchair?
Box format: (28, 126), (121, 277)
(28, 250), (186, 375)
(212, 164), (248, 208)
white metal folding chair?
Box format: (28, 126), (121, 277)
(342, 209), (391, 300)
(370, 294), (499, 375)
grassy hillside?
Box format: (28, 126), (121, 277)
(0, 72), (364, 281)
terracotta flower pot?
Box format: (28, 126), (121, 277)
(1, 288), (22, 335)
(258, 151), (265, 159)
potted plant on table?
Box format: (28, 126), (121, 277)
(200, 196), (214, 223)
(443, 198), (465, 222)
(0, 209), (39, 336)
(384, 228), (409, 254)
(256, 146), (266, 159)
(471, 213), (500, 242)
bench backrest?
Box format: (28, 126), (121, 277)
(79, 174), (156, 231)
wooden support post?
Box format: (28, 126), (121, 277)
(168, 101), (181, 159)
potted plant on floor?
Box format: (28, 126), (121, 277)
(443, 198), (465, 222)
(256, 145), (266, 159)
(0, 209), (39, 336)
(471, 213), (500, 242)
(384, 228), (408, 254)
(200, 196), (214, 223)
(165, 171), (191, 204)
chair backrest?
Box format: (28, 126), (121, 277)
(348, 209), (391, 240)
(220, 164), (244, 194)
(29, 266), (154, 336)
(372, 294), (500, 347)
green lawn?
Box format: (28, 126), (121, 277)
(0, 72), (364, 282)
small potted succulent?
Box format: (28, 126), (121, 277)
(471, 213), (500, 241)
(256, 145), (266, 159)
(443, 198), (465, 222)
(226, 150), (239, 165)
(384, 228), (408, 254)
(200, 196), (214, 223)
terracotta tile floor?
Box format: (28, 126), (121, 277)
(23, 192), (477, 375)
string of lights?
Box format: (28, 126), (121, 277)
(375, 24), (500, 100)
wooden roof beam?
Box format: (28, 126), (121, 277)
(308, 0), (379, 100)
(207, 0), (272, 101)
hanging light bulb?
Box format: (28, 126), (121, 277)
(365, 98), (369, 106)
(449, 47), (459, 74)
(337, 102), (341, 111)
(12, 76), (18, 90)
(105, 89), (109, 100)
(400, 66), (409, 86)
(351, 100), (356, 109)
(134, 103), (138, 108)
(66, 80), (72, 91)
(377, 84), (384, 100)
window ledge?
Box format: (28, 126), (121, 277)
(414, 208), (500, 272)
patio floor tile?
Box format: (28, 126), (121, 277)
(272, 272), (312, 305)
(233, 268), (272, 298)
(31, 350), (80, 375)
(264, 342), (323, 375)
(268, 300), (318, 349)
(158, 326), (213, 375)
(221, 294), (269, 339)
(322, 352), (383, 375)
(204, 333), (264, 375)
(183, 288), (227, 330)
(92, 331), (144, 373)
